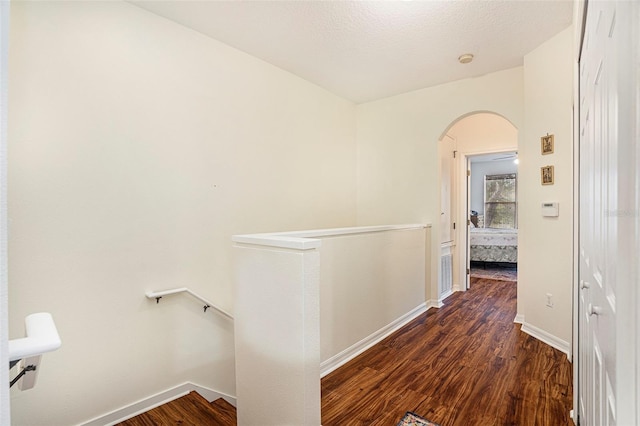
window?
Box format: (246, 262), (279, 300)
(484, 173), (517, 228)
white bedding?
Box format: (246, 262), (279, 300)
(470, 227), (518, 246)
(470, 228), (518, 263)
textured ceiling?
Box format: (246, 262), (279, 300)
(130, 0), (573, 103)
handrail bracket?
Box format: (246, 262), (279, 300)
(10, 364), (36, 388)
(145, 288), (233, 320)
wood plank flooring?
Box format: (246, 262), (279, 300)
(116, 392), (236, 426)
(321, 278), (573, 426)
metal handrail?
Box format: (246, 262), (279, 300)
(146, 288), (233, 320)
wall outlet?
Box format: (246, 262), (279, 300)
(546, 293), (554, 308)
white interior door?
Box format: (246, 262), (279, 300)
(578, 1), (638, 424)
(440, 136), (455, 245)
(439, 136), (456, 298)
(464, 157), (471, 290)
(455, 153), (471, 292)
(579, 2), (616, 423)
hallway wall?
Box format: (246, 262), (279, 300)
(355, 68), (524, 305)
(6, 2), (576, 423)
(7, 2), (356, 424)
(519, 26), (574, 349)
(355, 26), (575, 354)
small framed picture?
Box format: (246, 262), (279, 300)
(541, 165), (554, 185)
(541, 134), (554, 155)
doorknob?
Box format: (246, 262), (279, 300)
(580, 280), (590, 289)
(588, 304), (603, 316)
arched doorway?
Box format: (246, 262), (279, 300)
(437, 112), (518, 298)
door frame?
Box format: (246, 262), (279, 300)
(572, 3), (585, 421)
(455, 147), (517, 291)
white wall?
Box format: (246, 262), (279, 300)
(7, 2), (356, 424)
(6, 1), (576, 421)
(441, 113), (518, 289)
(231, 224), (428, 425)
(0, 1), (10, 423)
(446, 112), (519, 154)
(356, 29), (574, 353)
(446, 113), (520, 217)
(470, 160), (518, 216)
(356, 68), (524, 303)
(233, 240), (320, 426)
(318, 227), (427, 365)
(518, 27), (574, 350)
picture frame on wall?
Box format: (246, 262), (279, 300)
(541, 165), (554, 185)
(541, 134), (554, 155)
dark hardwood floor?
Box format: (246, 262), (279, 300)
(116, 392), (236, 426)
(321, 278), (573, 426)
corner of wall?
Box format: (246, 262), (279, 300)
(80, 383), (236, 426)
(519, 25), (574, 347)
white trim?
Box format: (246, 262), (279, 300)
(456, 147), (518, 292)
(232, 223), (430, 250)
(189, 382), (236, 408)
(520, 321), (571, 358)
(426, 299), (442, 309)
(573, 0), (588, 61)
(513, 313), (525, 324)
(572, 8), (583, 418)
(80, 382), (236, 426)
(320, 302), (430, 377)
(0, 1), (9, 423)
(572, 4), (587, 422)
(438, 289), (454, 305)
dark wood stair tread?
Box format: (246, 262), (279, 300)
(116, 391), (236, 426)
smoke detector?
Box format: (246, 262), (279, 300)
(458, 54), (474, 64)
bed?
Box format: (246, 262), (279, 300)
(470, 227), (518, 263)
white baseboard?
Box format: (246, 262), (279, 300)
(513, 313), (525, 324)
(189, 382), (236, 407)
(427, 298), (443, 308)
(438, 289), (454, 305)
(80, 382), (236, 426)
(320, 302), (429, 377)
(520, 321), (571, 358)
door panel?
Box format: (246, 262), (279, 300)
(580, 1), (616, 424)
(579, 2), (624, 425)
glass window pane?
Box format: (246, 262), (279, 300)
(485, 203), (516, 228)
(485, 174), (516, 203)
(484, 173), (517, 229)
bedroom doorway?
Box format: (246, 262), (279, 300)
(467, 152), (518, 287)
(438, 112), (518, 294)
